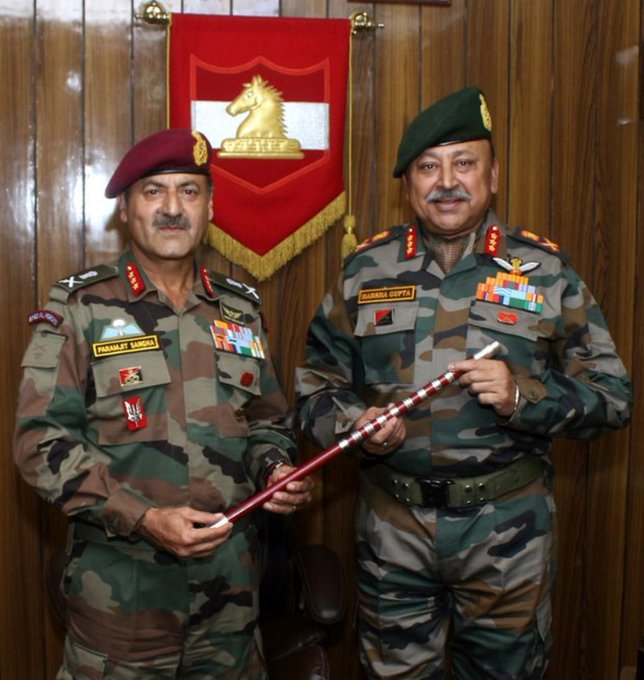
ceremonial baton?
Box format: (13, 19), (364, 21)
(213, 340), (500, 527)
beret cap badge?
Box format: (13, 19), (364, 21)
(192, 130), (209, 166)
(479, 94), (492, 132)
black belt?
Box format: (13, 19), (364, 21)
(364, 456), (544, 509)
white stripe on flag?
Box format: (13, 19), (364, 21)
(192, 101), (330, 150)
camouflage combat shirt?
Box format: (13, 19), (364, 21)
(296, 210), (632, 477)
(14, 249), (294, 537)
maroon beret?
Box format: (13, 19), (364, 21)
(105, 128), (213, 198)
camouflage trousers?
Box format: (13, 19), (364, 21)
(356, 475), (555, 680)
(57, 522), (267, 680)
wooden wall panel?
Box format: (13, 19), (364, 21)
(548, 1), (597, 676)
(84, 4), (132, 265)
(0, 1), (641, 678)
(375, 3), (421, 229)
(467, 0), (510, 219)
(507, 0), (552, 229)
(623, 0), (644, 665)
(585, 0), (639, 677)
(0, 3), (42, 679)
(421, 0), (466, 106)
(34, 5), (86, 675)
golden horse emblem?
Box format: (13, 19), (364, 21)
(218, 75), (303, 159)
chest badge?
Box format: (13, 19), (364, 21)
(210, 320), (265, 359)
(492, 256), (540, 276)
(374, 308), (394, 327)
(476, 261), (543, 314)
(122, 396), (147, 431)
(119, 366), (143, 387)
(220, 302), (245, 324)
(100, 319), (145, 340)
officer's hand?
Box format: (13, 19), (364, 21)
(449, 358), (518, 417)
(138, 506), (232, 558)
(263, 464), (315, 516)
(356, 405), (407, 456)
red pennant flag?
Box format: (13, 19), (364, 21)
(169, 14), (351, 281)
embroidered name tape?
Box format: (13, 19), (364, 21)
(358, 285), (416, 305)
(92, 334), (160, 359)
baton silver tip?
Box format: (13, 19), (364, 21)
(473, 341), (501, 360)
(211, 515), (230, 528)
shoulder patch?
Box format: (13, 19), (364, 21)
(55, 264), (118, 292)
(509, 227), (569, 263)
(346, 225), (408, 262)
(207, 271), (261, 304)
(28, 309), (63, 328)
(51, 264), (119, 302)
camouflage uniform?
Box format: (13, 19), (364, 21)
(295, 210), (631, 679)
(14, 249), (294, 679)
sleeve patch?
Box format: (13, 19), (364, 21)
(208, 271), (261, 303)
(54, 264), (118, 294)
(511, 227), (569, 262)
(28, 309), (63, 328)
(21, 333), (66, 369)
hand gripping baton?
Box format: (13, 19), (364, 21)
(212, 340), (501, 527)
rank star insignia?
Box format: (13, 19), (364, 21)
(405, 226), (417, 259)
(484, 225), (501, 256)
(126, 262), (146, 295)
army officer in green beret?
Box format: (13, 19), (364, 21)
(296, 87), (631, 679)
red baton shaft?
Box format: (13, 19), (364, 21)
(213, 340), (500, 527)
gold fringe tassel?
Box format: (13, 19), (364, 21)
(203, 192), (346, 282)
(341, 213), (357, 260)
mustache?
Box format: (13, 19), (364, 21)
(153, 214), (190, 228)
(426, 188), (472, 203)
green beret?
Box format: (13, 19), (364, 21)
(393, 86), (493, 178)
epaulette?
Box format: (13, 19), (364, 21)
(509, 227), (569, 264)
(51, 264), (119, 302)
(346, 225), (407, 263)
(206, 270), (261, 304)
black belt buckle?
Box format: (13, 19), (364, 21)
(418, 478), (453, 508)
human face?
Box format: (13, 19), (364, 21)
(403, 140), (499, 238)
(118, 173), (213, 265)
